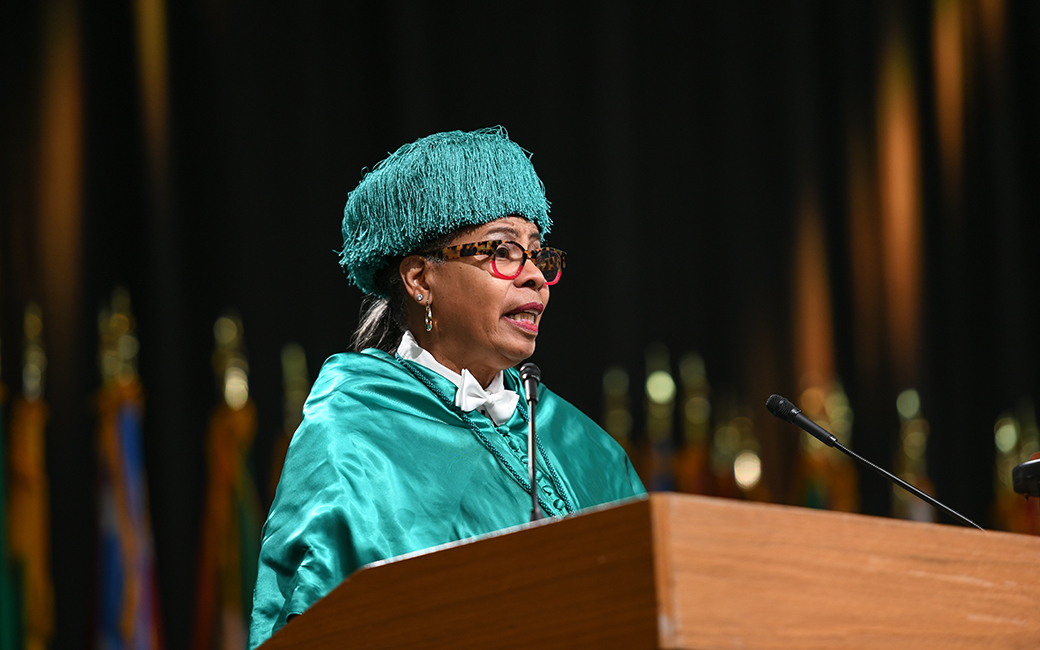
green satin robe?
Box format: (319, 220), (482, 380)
(247, 349), (646, 648)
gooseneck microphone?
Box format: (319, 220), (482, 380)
(519, 363), (543, 522)
(766, 394), (984, 531)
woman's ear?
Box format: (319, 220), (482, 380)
(399, 255), (431, 302)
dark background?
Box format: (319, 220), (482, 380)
(2, 2), (1038, 649)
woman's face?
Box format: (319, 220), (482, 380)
(409, 216), (550, 384)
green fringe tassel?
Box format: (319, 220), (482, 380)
(340, 126), (552, 297)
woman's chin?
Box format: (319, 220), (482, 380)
(497, 338), (536, 367)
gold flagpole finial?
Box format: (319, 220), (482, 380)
(98, 286), (139, 386)
(23, 302), (46, 402)
(213, 311), (249, 410)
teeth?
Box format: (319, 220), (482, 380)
(510, 312), (534, 322)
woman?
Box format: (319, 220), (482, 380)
(248, 127), (645, 648)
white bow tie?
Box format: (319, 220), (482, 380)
(455, 370), (519, 426)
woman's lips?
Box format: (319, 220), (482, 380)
(504, 302), (543, 334)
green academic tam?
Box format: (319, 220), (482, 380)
(247, 349), (646, 648)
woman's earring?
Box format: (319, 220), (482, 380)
(416, 293), (423, 302)
(425, 303), (433, 332)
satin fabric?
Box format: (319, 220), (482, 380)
(247, 349), (646, 648)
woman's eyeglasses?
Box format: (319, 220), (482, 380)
(427, 240), (566, 285)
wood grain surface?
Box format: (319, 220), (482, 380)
(258, 493), (1040, 649)
(260, 496), (660, 650)
(653, 494), (1040, 650)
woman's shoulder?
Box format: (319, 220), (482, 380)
(305, 348), (457, 419)
(312, 348), (406, 388)
(291, 350), (423, 448)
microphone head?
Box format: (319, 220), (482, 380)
(1012, 457), (1040, 498)
(519, 362), (541, 382)
(766, 394), (800, 423)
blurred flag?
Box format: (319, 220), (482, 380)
(6, 303), (54, 650)
(891, 389), (936, 522)
(7, 395), (53, 650)
(96, 288), (163, 650)
(0, 376), (16, 650)
(268, 343), (309, 502)
(788, 384), (858, 513)
(602, 365), (640, 477)
(643, 343), (677, 491)
(674, 353), (715, 496)
(192, 313), (262, 650)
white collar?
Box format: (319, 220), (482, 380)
(396, 330), (518, 425)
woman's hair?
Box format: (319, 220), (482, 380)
(349, 267), (408, 353)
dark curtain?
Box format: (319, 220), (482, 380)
(2, 2), (1038, 649)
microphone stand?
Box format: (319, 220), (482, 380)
(766, 394), (984, 531)
(520, 363), (543, 522)
(832, 438), (982, 530)
(526, 393), (543, 522)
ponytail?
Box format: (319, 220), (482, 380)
(351, 295), (404, 353)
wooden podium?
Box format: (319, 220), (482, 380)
(258, 493), (1040, 649)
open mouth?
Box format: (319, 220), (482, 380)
(504, 303), (543, 333)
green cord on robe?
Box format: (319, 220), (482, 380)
(247, 349), (646, 648)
